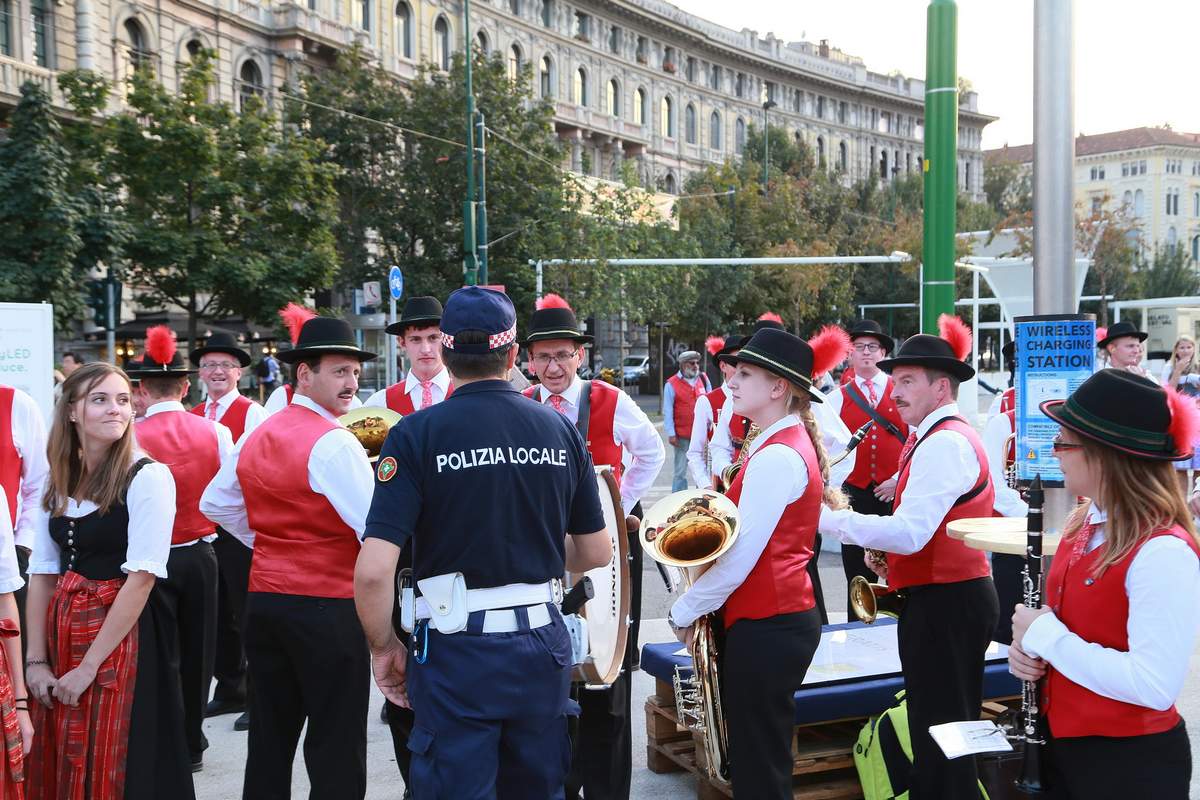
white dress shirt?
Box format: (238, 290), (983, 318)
(200, 394), (375, 549)
(143, 401), (235, 548)
(0, 488), (24, 593)
(532, 376), (665, 514)
(1160, 363), (1200, 391)
(4, 386), (49, 551)
(29, 457), (176, 579)
(686, 388), (723, 488)
(201, 390), (268, 442)
(1022, 505), (1200, 712)
(264, 384), (363, 415)
(821, 369), (889, 418)
(820, 402), (979, 554)
(982, 411), (1027, 518)
(363, 367), (451, 411)
(670, 414), (811, 628)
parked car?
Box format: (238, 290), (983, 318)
(622, 354), (650, 386)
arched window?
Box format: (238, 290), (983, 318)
(541, 0), (552, 27)
(685, 104), (697, 144)
(507, 44), (522, 81)
(1122, 190), (1133, 209)
(633, 87), (646, 126)
(710, 111), (722, 151)
(184, 39), (203, 60)
(838, 141), (848, 172)
(395, 1), (412, 58)
(476, 30), (489, 54)
(574, 67), (588, 107)
(433, 16), (450, 71)
(734, 117), (745, 154)
(816, 136), (825, 168)
(880, 149), (888, 179)
(539, 55), (553, 98)
(1134, 189), (1145, 218)
(123, 18), (150, 71)
(238, 60), (264, 112)
(663, 172), (677, 194)
(659, 96), (674, 138)
(606, 78), (619, 117)
(508, 0), (520, 15)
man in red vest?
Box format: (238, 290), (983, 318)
(0, 382), (48, 648)
(662, 350), (710, 491)
(820, 317), (999, 800)
(364, 296), (452, 414)
(129, 326), (235, 772)
(201, 311), (377, 799)
(523, 293), (664, 800)
(188, 331), (266, 731)
(821, 320), (910, 618)
(686, 335), (745, 488)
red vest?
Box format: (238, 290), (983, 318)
(722, 424), (822, 627)
(1043, 524), (1199, 738)
(190, 393), (254, 443)
(1004, 409), (1016, 466)
(999, 387), (1015, 415)
(135, 410), (222, 546)
(0, 387), (20, 528)
(238, 404), (360, 598)
(887, 417), (994, 591)
(285, 384), (295, 404)
(707, 388), (752, 458)
(385, 377), (453, 415)
(523, 381), (624, 484)
(838, 378), (909, 489)
(667, 374), (708, 440)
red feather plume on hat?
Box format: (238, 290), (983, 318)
(536, 293), (572, 311)
(808, 325), (851, 378)
(705, 335), (725, 356)
(1095, 327), (1108, 345)
(279, 303), (316, 346)
(937, 314), (972, 362)
(1166, 387), (1200, 457)
(145, 325), (177, 365)
(757, 311), (783, 324)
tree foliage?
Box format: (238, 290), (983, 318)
(1136, 244), (1199, 299)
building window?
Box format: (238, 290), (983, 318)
(792, 90), (801, 113)
(573, 11), (590, 41)
(838, 101), (847, 125)
(1193, 236), (1199, 262)
(31, 0), (52, 67)
(541, 0), (552, 27)
(733, 118), (746, 154)
(185, 39), (203, 60)
(663, 172), (677, 194)
(1167, 227), (1178, 255)
(817, 136), (826, 168)
(838, 141), (848, 172)
(352, 0), (370, 31)
(1139, 160), (1147, 175)
(608, 25), (620, 54)
(1123, 190), (1133, 208)
(816, 96), (825, 119)
(685, 104), (697, 144)
(964, 160), (971, 189)
(710, 111), (722, 150)
(540, 55), (553, 98)
(880, 149), (888, 180)
(1134, 189), (1145, 217)
(606, 78), (620, 117)
(734, 73), (745, 98)
(709, 64), (721, 91)
(508, 0), (520, 15)
(476, 30), (489, 53)
(1194, 192), (1199, 217)
(1091, 197), (1102, 216)
(237, 60), (264, 112)
(1121, 162), (1129, 177)
(123, 18), (151, 74)
(574, 67), (588, 106)
(685, 56), (696, 82)
(433, 16), (451, 70)
(660, 95), (674, 138)
(663, 47), (675, 72)
(635, 35), (647, 64)
(395, 2), (413, 58)
(507, 44), (523, 79)
(0, 0), (11, 57)
(633, 87), (646, 126)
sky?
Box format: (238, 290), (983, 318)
(671, 0), (1200, 151)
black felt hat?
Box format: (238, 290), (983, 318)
(718, 334), (743, 358)
(126, 326), (197, 377)
(718, 328), (824, 403)
(384, 296), (443, 336)
(1040, 369), (1193, 461)
(277, 317), (377, 364)
(847, 319), (895, 355)
(1096, 321), (1148, 350)
(877, 327), (975, 381)
(524, 294), (592, 345)
(189, 332), (252, 368)
(753, 313), (786, 333)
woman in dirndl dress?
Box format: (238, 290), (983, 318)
(25, 362), (193, 800)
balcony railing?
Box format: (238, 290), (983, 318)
(0, 53), (59, 104)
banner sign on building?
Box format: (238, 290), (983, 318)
(1013, 314), (1096, 486)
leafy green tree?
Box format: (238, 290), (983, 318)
(0, 82), (84, 331)
(983, 158), (1032, 218)
(1136, 244), (1199, 299)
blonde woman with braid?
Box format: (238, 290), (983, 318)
(667, 326), (848, 800)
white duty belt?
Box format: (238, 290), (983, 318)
(404, 575), (563, 635)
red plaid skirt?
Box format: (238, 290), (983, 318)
(0, 617), (25, 800)
(26, 573), (137, 800)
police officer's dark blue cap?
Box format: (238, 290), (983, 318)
(440, 287), (517, 354)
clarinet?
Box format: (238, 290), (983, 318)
(1015, 474), (1047, 795)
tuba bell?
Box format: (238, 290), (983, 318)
(848, 574), (906, 624)
(639, 489), (740, 784)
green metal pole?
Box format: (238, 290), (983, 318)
(462, 0), (478, 286)
(476, 112), (489, 285)
(921, 0), (958, 333)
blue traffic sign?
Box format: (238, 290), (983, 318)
(388, 266), (404, 300)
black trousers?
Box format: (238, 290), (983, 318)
(807, 533), (828, 625)
(721, 610), (821, 799)
(158, 540), (219, 757)
(13, 546), (27, 660)
(1044, 720), (1191, 800)
(990, 553), (1026, 645)
(841, 483), (893, 619)
(243, 592), (369, 800)
(212, 528), (252, 704)
(897, 577), (999, 800)
(564, 504), (644, 800)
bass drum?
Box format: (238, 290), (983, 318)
(570, 466), (631, 687)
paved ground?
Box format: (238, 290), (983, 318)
(195, 389), (1200, 798)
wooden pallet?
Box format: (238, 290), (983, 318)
(645, 678), (1020, 800)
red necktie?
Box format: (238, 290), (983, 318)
(420, 380), (434, 410)
(549, 394), (568, 415)
(206, 401), (218, 421)
(863, 378), (879, 407)
(899, 431), (918, 465)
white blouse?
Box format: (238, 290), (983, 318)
(28, 457), (176, 579)
(0, 488), (23, 593)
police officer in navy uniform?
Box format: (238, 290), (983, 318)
(354, 286), (613, 799)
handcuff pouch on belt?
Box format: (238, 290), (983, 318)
(415, 572), (469, 634)
(562, 614), (589, 666)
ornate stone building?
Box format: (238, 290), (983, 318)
(1, 0), (992, 198)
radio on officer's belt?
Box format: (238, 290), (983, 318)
(561, 577), (594, 665)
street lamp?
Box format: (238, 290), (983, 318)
(762, 99), (777, 191)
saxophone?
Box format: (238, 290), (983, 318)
(716, 423), (762, 491)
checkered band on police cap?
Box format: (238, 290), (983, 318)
(439, 286), (517, 354)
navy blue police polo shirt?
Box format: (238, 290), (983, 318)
(364, 379), (606, 588)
